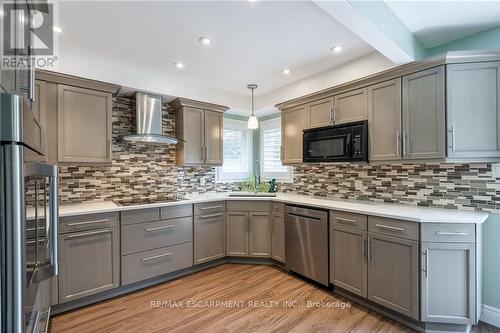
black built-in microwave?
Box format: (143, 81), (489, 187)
(303, 120), (368, 163)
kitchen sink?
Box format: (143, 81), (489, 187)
(227, 192), (277, 197)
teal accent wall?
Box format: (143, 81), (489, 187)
(483, 214), (500, 309)
(427, 26), (500, 56)
(348, 1), (427, 60)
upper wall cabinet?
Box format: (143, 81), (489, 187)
(333, 88), (368, 125)
(402, 66), (446, 160)
(281, 104), (309, 164)
(171, 98), (227, 166)
(308, 97), (334, 129)
(25, 80), (47, 162)
(58, 85), (113, 163)
(368, 78), (402, 161)
(447, 61), (500, 160)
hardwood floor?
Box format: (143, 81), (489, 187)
(51, 264), (497, 333)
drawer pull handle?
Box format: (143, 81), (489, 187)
(335, 217), (357, 224)
(145, 225), (175, 232)
(141, 252), (173, 262)
(65, 229), (111, 239)
(435, 231), (469, 236)
(199, 213), (223, 219)
(200, 205), (223, 211)
(375, 224), (405, 232)
(422, 250), (428, 278)
(67, 219), (110, 227)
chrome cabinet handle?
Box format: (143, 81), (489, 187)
(141, 252), (172, 262)
(65, 229), (110, 239)
(375, 224), (405, 232)
(67, 219), (110, 227)
(448, 126), (455, 152)
(368, 238), (373, 262)
(145, 225), (175, 232)
(422, 250), (428, 278)
(396, 131), (400, 157)
(402, 130), (407, 156)
(199, 213), (223, 219)
(435, 231), (469, 236)
(333, 105), (337, 123)
(200, 205), (223, 211)
(335, 217), (357, 224)
(361, 236), (365, 260)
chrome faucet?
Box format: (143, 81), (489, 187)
(254, 160), (260, 193)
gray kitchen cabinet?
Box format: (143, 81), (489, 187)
(402, 66), (446, 160)
(58, 227), (120, 303)
(249, 212), (272, 257)
(226, 212), (249, 257)
(330, 226), (368, 298)
(281, 104), (308, 164)
(421, 242), (476, 325)
(333, 88), (368, 125)
(447, 62), (500, 159)
(308, 97), (334, 128)
(271, 214), (285, 263)
(172, 98), (228, 166)
(368, 232), (419, 320)
(25, 80), (47, 162)
(368, 78), (402, 161)
(194, 211), (225, 264)
(57, 84), (113, 164)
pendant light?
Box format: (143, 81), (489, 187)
(247, 84), (259, 129)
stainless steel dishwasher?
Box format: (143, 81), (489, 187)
(285, 205), (329, 286)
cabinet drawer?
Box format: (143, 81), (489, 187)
(226, 200), (271, 212)
(421, 223), (475, 243)
(121, 242), (193, 285)
(59, 212), (119, 234)
(160, 204), (192, 219)
(272, 202), (284, 216)
(331, 211), (367, 230)
(194, 201), (225, 216)
(368, 216), (419, 241)
(121, 216), (193, 255)
(121, 208), (160, 226)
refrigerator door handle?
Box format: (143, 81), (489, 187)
(48, 166), (58, 276)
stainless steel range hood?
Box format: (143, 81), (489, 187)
(118, 92), (179, 144)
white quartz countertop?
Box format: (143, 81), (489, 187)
(52, 192), (489, 224)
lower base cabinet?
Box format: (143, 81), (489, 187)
(58, 227), (120, 303)
(226, 210), (271, 258)
(271, 214), (285, 263)
(194, 211), (225, 264)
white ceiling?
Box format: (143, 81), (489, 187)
(386, 0), (500, 49)
(56, 0), (374, 107)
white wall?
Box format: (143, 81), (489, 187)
(256, 51), (395, 109)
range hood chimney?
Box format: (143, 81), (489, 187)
(118, 92), (179, 144)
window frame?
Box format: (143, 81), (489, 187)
(216, 118), (253, 183)
(259, 117), (293, 182)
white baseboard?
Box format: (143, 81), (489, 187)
(481, 305), (500, 328)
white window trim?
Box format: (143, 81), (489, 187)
(216, 118), (253, 183)
(259, 117), (293, 183)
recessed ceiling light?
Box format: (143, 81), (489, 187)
(53, 26), (63, 33)
(173, 62), (184, 69)
(331, 45), (342, 54)
(199, 37), (211, 45)
(283, 68), (290, 75)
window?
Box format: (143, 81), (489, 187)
(216, 118), (252, 182)
(260, 118), (292, 182)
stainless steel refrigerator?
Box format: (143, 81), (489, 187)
(1, 1), (58, 332)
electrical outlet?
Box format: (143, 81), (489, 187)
(200, 177), (206, 186)
(492, 163), (500, 179)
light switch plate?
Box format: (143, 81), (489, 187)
(492, 163), (500, 179)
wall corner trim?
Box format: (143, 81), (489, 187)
(481, 304), (500, 328)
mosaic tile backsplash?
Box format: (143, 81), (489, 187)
(58, 95), (500, 213)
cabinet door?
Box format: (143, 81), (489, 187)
(281, 105), (308, 164)
(330, 226), (367, 297)
(249, 212), (272, 258)
(204, 110), (223, 165)
(421, 242), (476, 324)
(308, 97), (333, 129)
(58, 227), (120, 303)
(368, 232), (419, 320)
(57, 85), (112, 163)
(181, 107), (205, 165)
(334, 88), (368, 125)
(447, 62), (500, 159)
(271, 214), (285, 263)
(402, 66), (445, 160)
(226, 212), (248, 257)
(194, 213), (225, 264)
(368, 79), (402, 161)
(25, 80), (47, 162)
